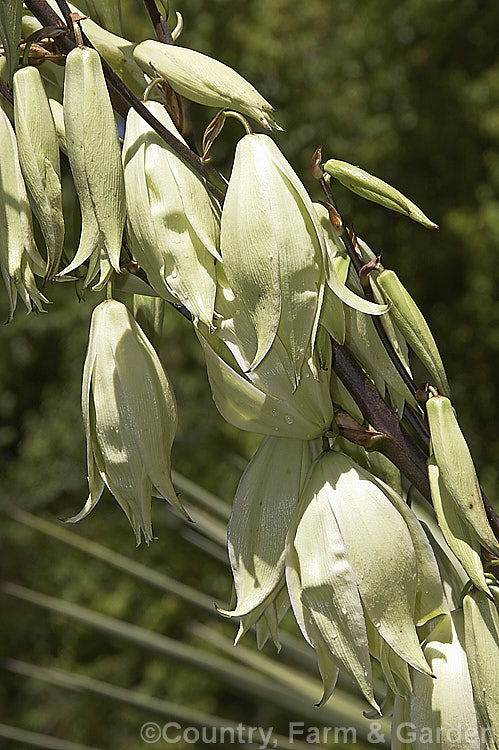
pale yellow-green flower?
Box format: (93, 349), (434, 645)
(0, 104), (47, 320)
(59, 46), (125, 288)
(122, 101), (219, 328)
(403, 611), (482, 750)
(286, 450), (442, 707)
(218, 436), (318, 648)
(463, 585), (499, 743)
(220, 133), (325, 383)
(13, 65), (64, 281)
(65, 299), (181, 544)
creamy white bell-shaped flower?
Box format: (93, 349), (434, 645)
(286, 450), (442, 707)
(218, 436), (318, 647)
(404, 610), (484, 750)
(122, 101), (219, 328)
(220, 133), (325, 384)
(65, 299), (181, 544)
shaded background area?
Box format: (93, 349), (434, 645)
(1, 0), (499, 747)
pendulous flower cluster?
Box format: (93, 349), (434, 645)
(1, 1), (498, 744)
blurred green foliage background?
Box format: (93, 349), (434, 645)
(1, 0), (499, 747)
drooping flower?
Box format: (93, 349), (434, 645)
(65, 299), (181, 543)
(286, 450), (445, 707)
(122, 100), (219, 328)
(218, 436), (319, 647)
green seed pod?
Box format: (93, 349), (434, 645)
(377, 269), (450, 396)
(0, 105), (47, 319)
(13, 65), (65, 281)
(122, 101), (218, 327)
(426, 395), (499, 558)
(133, 40), (282, 131)
(59, 46), (125, 286)
(323, 159), (438, 229)
(65, 299), (181, 544)
(0, 0), (22, 82)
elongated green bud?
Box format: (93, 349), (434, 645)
(133, 40), (282, 131)
(377, 268), (450, 396)
(13, 66), (65, 281)
(59, 46), (125, 287)
(426, 395), (499, 558)
(323, 159), (438, 229)
(65, 299), (181, 544)
(0, 0), (22, 82)
(427, 456), (489, 594)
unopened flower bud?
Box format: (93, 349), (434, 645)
(133, 40), (282, 131)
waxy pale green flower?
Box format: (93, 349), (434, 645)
(59, 46), (125, 288)
(221, 133), (325, 383)
(133, 40), (282, 131)
(218, 436), (318, 647)
(13, 65), (64, 281)
(404, 611), (483, 750)
(286, 450), (439, 707)
(197, 285), (334, 441)
(463, 585), (499, 742)
(65, 299), (180, 544)
(0, 105), (47, 320)
(122, 101), (219, 328)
